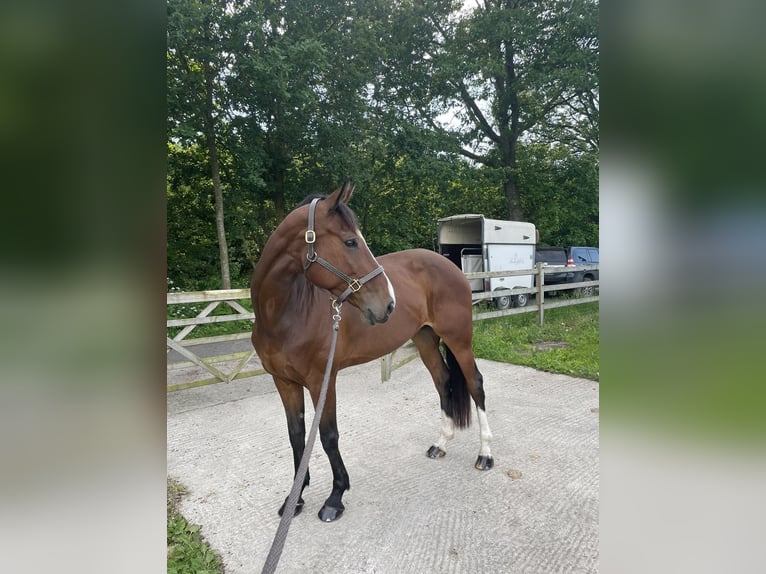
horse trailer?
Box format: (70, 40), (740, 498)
(437, 214), (537, 309)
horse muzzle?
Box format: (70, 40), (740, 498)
(364, 299), (395, 325)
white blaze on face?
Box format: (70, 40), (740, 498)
(357, 229), (396, 306)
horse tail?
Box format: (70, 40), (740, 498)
(443, 344), (472, 429)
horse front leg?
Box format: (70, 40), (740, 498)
(274, 377), (310, 517)
(312, 379), (350, 522)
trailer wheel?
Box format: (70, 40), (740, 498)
(512, 292), (529, 307)
(493, 289), (512, 310)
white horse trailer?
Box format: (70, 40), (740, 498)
(437, 214), (537, 309)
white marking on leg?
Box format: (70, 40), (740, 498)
(477, 407), (493, 457)
(434, 411), (455, 451)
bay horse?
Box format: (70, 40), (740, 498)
(250, 179), (494, 522)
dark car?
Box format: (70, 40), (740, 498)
(565, 246), (599, 295)
(535, 247), (575, 290)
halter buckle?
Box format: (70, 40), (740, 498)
(348, 279), (362, 292)
(304, 230), (316, 244)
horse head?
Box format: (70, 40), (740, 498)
(296, 179), (396, 325)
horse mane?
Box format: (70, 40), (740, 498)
(295, 193), (358, 229)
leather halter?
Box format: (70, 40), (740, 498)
(303, 197), (384, 303)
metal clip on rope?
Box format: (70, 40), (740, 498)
(332, 300), (343, 330)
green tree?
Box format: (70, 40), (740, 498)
(517, 144), (598, 246)
(166, 0), (598, 290)
(168, 0), (233, 288)
(167, 142), (222, 289)
(225, 0), (392, 216)
(380, 0), (599, 221)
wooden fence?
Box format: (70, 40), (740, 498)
(166, 289), (264, 392)
(469, 262), (599, 324)
(167, 264), (598, 390)
(380, 263), (599, 380)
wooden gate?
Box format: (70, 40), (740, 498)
(166, 289), (265, 391)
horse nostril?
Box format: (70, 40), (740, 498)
(386, 301), (395, 316)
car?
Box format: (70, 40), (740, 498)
(535, 247), (575, 293)
(564, 246), (599, 295)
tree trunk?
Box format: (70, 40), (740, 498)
(504, 177), (523, 221)
(500, 34), (523, 222)
(206, 130), (230, 289)
(499, 132), (523, 221)
(203, 62), (231, 289)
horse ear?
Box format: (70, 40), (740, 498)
(329, 177), (354, 208)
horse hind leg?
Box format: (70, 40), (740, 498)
(442, 342), (494, 471)
(412, 327), (468, 460)
(469, 361), (494, 470)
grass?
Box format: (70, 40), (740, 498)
(472, 301), (599, 380)
(167, 479), (224, 574)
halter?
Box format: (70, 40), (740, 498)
(303, 197), (384, 303)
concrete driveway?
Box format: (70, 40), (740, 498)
(167, 357), (599, 573)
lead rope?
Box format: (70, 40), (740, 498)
(261, 299), (343, 574)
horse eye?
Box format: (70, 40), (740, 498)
(344, 238), (358, 248)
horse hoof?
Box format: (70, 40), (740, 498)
(278, 497), (304, 517)
(318, 504), (344, 522)
(475, 455), (494, 470)
(426, 445), (446, 459)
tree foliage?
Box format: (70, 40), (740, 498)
(377, 0), (599, 220)
(167, 0), (599, 290)
(168, 0), (234, 287)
